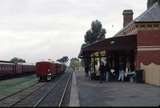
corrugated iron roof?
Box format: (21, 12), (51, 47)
(79, 35), (137, 58)
(114, 2), (160, 37)
(135, 2), (160, 22)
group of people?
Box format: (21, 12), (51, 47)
(98, 60), (132, 83)
(99, 60), (110, 83)
(84, 59), (134, 83)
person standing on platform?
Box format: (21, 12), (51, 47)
(99, 61), (106, 83)
(105, 61), (110, 81)
(118, 62), (125, 81)
(84, 65), (89, 78)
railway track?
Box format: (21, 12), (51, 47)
(0, 72), (72, 107)
(34, 72), (72, 107)
(0, 81), (45, 107)
(0, 79), (39, 100)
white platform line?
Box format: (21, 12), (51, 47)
(69, 72), (80, 107)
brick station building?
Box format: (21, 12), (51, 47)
(79, 2), (160, 86)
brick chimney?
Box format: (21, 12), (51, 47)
(123, 9), (133, 28)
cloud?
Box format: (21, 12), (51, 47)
(0, 0), (147, 63)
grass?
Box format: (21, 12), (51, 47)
(0, 75), (38, 96)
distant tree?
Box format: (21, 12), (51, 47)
(57, 56), (69, 64)
(84, 30), (94, 44)
(19, 58), (26, 63)
(69, 58), (81, 71)
(84, 20), (106, 44)
(91, 20), (106, 41)
(80, 59), (85, 67)
(97, 28), (106, 40)
(10, 57), (26, 64)
(147, 0), (159, 9)
(79, 20), (106, 74)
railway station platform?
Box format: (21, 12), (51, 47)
(69, 71), (160, 107)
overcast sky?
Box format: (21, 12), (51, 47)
(0, 0), (147, 63)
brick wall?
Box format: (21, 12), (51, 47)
(136, 51), (160, 67)
(135, 30), (160, 68)
(137, 30), (160, 46)
(135, 30), (160, 86)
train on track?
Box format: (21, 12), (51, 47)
(36, 61), (66, 81)
(0, 61), (36, 79)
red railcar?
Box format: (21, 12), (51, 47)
(15, 63), (23, 75)
(55, 63), (60, 75)
(22, 63), (36, 74)
(35, 61), (66, 82)
(36, 61), (56, 81)
(61, 64), (66, 74)
(0, 62), (15, 77)
(59, 63), (65, 74)
(0, 61), (35, 79)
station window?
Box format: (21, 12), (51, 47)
(147, 24), (152, 27)
(140, 24), (145, 28)
(153, 24), (159, 27)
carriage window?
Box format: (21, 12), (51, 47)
(153, 24), (159, 27)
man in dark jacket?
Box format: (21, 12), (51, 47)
(99, 61), (106, 83)
(105, 62), (110, 81)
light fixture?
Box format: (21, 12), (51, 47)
(110, 41), (115, 44)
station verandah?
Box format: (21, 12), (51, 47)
(79, 35), (137, 81)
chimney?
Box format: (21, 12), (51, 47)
(123, 9), (133, 28)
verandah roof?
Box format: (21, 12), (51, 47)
(79, 35), (137, 58)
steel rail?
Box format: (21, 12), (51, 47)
(10, 82), (46, 107)
(33, 74), (69, 107)
(58, 72), (72, 107)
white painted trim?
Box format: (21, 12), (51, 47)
(138, 46), (160, 48)
(138, 46), (160, 51)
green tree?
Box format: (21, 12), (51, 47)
(91, 20), (102, 32)
(80, 59), (85, 67)
(10, 57), (26, 64)
(69, 58), (81, 71)
(79, 20), (106, 73)
(98, 28), (106, 40)
(84, 20), (106, 44)
(57, 56), (69, 64)
(84, 30), (93, 44)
